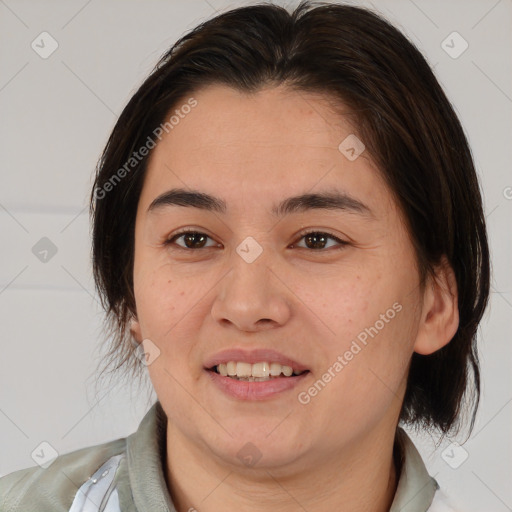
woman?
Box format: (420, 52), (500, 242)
(0, 1), (490, 511)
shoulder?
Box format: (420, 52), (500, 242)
(0, 437), (126, 512)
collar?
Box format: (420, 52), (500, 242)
(389, 427), (439, 511)
(125, 401), (438, 512)
(125, 400), (175, 511)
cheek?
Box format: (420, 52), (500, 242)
(135, 274), (173, 322)
(133, 259), (221, 379)
(314, 269), (415, 387)
(307, 302), (414, 439)
(133, 263), (193, 346)
(135, 271), (202, 398)
(312, 271), (380, 348)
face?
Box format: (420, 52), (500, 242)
(131, 83), (426, 471)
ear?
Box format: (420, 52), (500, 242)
(130, 315), (143, 344)
(413, 256), (459, 355)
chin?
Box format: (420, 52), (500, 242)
(201, 421), (307, 470)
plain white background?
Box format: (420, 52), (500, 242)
(0, 0), (510, 510)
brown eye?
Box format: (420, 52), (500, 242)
(294, 231), (347, 250)
(166, 231), (217, 249)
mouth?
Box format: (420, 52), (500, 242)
(207, 361), (309, 381)
(204, 349), (310, 400)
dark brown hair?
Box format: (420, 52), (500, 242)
(90, 1), (490, 435)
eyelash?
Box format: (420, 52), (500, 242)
(163, 228), (349, 252)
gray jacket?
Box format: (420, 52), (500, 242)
(0, 401), (454, 511)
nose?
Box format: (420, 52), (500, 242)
(210, 244), (292, 333)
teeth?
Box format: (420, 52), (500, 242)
(252, 362), (269, 378)
(227, 361), (237, 376)
(269, 362), (282, 376)
(236, 362), (252, 378)
(282, 365), (293, 377)
(215, 361), (301, 379)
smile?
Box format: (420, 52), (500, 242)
(211, 361), (307, 381)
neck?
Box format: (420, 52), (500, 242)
(165, 423), (400, 512)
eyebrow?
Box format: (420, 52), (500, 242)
(147, 187), (373, 217)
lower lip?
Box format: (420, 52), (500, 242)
(206, 369), (310, 401)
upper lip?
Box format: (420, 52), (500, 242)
(204, 348), (309, 373)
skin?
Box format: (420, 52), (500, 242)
(130, 83), (459, 512)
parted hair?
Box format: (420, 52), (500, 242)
(90, 1), (490, 436)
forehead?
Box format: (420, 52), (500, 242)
(139, 83), (391, 215)
(161, 83), (354, 158)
